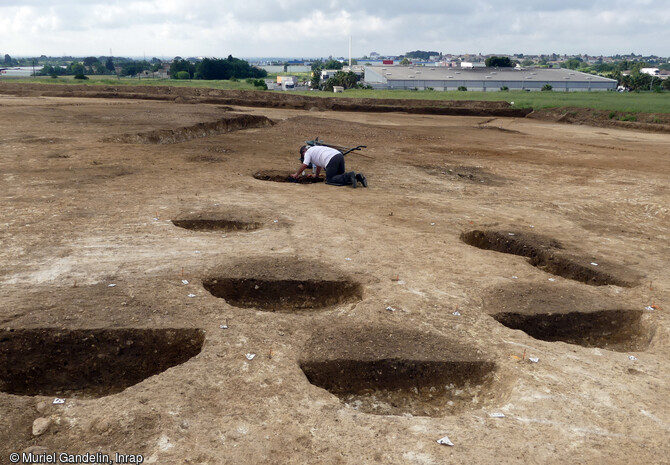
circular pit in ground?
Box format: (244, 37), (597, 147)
(202, 258), (362, 312)
(0, 328), (205, 397)
(299, 325), (505, 417)
(172, 218), (263, 232)
(493, 310), (651, 352)
(485, 283), (653, 352)
(461, 229), (637, 287)
(253, 170), (324, 184)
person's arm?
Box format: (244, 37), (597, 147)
(291, 163), (309, 179)
(313, 166), (322, 178)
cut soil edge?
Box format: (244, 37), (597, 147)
(103, 114), (274, 144)
(460, 229), (636, 287)
(202, 277), (363, 312)
(299, 326), (505, 417)
(172, 218), (264, 232)
(493, 309), (652, 352)
(0, 328), (205, 398)
(253, 171), (324, 184)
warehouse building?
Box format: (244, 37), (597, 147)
(364, 66), (617, 91)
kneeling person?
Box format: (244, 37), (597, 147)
(291, 145), (367, 188)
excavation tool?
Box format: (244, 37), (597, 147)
(305, 137), (373, 159)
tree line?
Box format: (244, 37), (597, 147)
(27, 55), (266, 81)
(170, 55), (267, 80)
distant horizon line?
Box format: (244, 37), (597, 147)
(6, 52), (668, 60)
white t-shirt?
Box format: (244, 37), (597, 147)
(303, 146), (341, 168)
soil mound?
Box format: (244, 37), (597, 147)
(103, 114), (274, 144)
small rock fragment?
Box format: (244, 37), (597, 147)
(32, 417), (51, 436)
(437, 435), (454, 446)
(36, 401), (49, 414)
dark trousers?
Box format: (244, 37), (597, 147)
(324, 153), (352, 186)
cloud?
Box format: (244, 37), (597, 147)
(0, 0), (668, 57)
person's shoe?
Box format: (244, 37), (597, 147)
(356, 173), (368, 187)
(349, 171), (357, 188)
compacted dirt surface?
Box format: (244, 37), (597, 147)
(1, 84), (669, 465)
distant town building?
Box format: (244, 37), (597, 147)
(277, 75), (298, 89)
(364, 66), (617, 91)
(640, 68), (660, 76)
(460, 61), (486, 69)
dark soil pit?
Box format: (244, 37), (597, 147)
(253, 170), (324, 184)
(419, 164), (505, 185)
(484, 283), (653, 352)
(203, 278), (361, 311)
(493, 309), (652, 352)
(299, 325), (504, 417)
(202, 258), (362, 312)
(172, 218), (263, 232)
(185, 154), (226, 163)
(460, 229), (637, 287)
(476, 125), (523, 134)
(0, 328), (205, 397)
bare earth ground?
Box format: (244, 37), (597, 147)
(0, 87), (669, 465)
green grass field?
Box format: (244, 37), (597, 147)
(0, 75), (260, 91)
(295, 88), (670, 114)
(3, 76), (669, 114)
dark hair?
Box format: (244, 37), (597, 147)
(299, 145), (309, 162)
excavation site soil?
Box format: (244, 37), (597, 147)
(1, 83), (669, 465)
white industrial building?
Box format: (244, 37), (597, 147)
(364, 66), (617, 91)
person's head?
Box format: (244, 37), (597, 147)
(299, 145), (309, 162)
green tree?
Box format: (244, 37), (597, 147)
(485, 56), (513, 67)
(541, 84), (553, 91)
(322, 59), (343, 70)
(399, 58), (411, 66)
(93, 62), (107, 74)
(562, 58), (583, 69)
(322, 71), (359, 91)
(69, 62), (85, 76)
(175, 70), (191, 80)
(83, 56), (99, 67)
(105, 57), (115, 72)
(404, 50), (440, 60)
(39, 64), (65, 77)
(170, 59), (195, 79)
(4, 54), (13, 65)
(310, 66), (322, 89)
(194, 56), (266, 80)
(121, 62), (140, 76)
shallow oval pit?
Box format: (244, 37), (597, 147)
(253, 170), (324, 184)
(460, 229), (637, 287)
(493, 309), (652, 352)
(484, 283), (654, 352)
(203, 277), (362, 312)
(203, 258), (363, 312)
(299, 326), (503, 417)
(172, 218), (263, 232)
(0, 328), (205, 398)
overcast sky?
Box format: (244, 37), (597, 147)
(1, 0), (668, 59)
